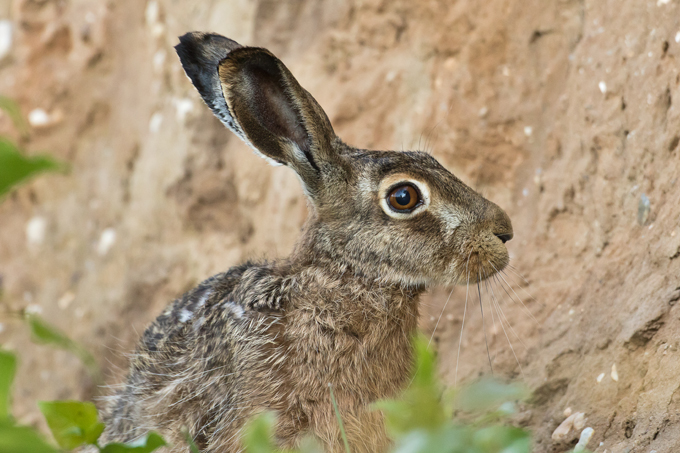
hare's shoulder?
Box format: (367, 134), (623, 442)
(134, 262), (263, 360)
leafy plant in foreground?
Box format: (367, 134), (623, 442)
(26, 314), (102, 383)
(0, 96), (65, 198)
(0, 349), (166, 453)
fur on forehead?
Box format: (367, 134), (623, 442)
(350, 150), (474, 197)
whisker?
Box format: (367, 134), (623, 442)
(505, 264), (543, 307)
(428, 285), (456, 348)
(496, 272), (538, 325)
(490, 275), (530, 351)
(487, 273), (525, 379)
(489, 262), (539, 324)
(455, 249), (473, 387)
(483, 270), (498, 342)
(478, 260), (493, 375)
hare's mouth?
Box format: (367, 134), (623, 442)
(452, 240), (510, 286)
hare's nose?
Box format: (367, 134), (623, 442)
(495, 232), (513, 243)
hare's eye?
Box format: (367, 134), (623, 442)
(387, 184), (420, 211)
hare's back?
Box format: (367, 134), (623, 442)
(103, 262), (271, 448)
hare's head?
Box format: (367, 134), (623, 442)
(176, 33), (512, 287)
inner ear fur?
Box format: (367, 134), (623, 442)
(218, 47), (335, 174)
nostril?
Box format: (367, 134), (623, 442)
(495, 232), (513, 243)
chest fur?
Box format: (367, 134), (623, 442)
(253, 288), (420, 451)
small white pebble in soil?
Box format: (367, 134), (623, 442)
(564, 407), (572, 417)
(657, 0), (670, 5)
(573, 412), (586, 430)
(552, 412), (585, 441)
(478, 106), (488, 117)
(25, 304), (42, 315)
(385, 70), (397, 82)
(568, 308), (575, 316)
(676, 32), (680, 43)
(524, 126), (533, 136)
(173, 98), (194, 123)
(502, 66), (510, 76)
(149, 112), (163, 133)
(574, 427), (594, 452)
(145, 0), (160, 26)
(597, 372), (605, 383)
(611, 364), (619, 382)
(97, 228), (116, 256)
(26, 216), (47, 246)
(153, 49), (166, 72)
(598, 81), (607, 94)
(522, 188), (529, 197)
(28, 108), (51, 127)
(0, 20), (12, 61)
(58, 291), (75, 310)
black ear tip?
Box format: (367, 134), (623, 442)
(175, 32), (241, 66)
(175, 32), (243, 96)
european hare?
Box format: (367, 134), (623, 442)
(102, 32), (513, 452)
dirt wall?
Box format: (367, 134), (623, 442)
(1, 0), (679, 451)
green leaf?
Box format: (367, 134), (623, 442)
(0, 96), (28, 134)
(181, 426), (200, 453)
(328, 384), (351, 453)
(374, 335), (447, 436)
(242, 411), (279, 453)
(28, 315), (72, 349)
(0, 350), (17, 421)
(100, 432), (167, 453)
(500, 436), (531, 453)
(0, 424), (59, 453)
(472, 426), (530, 453)
(456, 379), (529, 414)
(297, 435), (324, 453)
(27, 315), (101, 383)
(38, 400), (104, 449)
(0, 139), (64, 197)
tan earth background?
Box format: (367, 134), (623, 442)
(1, 0), (680, 452)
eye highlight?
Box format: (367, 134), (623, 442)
(387, 184), (421, 211)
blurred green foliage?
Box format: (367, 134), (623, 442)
(0, 349), (166, 453)
(0, 96), (65, 198)
(26, 314), (101, 383)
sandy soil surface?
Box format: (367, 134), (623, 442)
(1, 0), (680, 451)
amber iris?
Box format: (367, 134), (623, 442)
(388, 184), (419, 211)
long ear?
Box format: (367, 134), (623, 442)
(175, 32), (337, 186)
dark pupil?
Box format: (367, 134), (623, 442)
(394, 188), (411, 206)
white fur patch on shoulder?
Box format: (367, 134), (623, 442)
(179, 308), (193, 323)
(196, 289), (211, 308)
(223, 301), (245, 319)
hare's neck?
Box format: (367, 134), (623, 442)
(282, 262), (424, 334)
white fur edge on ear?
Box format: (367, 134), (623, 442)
(378, 175), (431, 219)
(212, 94), (285, 167)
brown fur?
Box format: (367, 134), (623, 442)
(101, 32), (513, 452)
